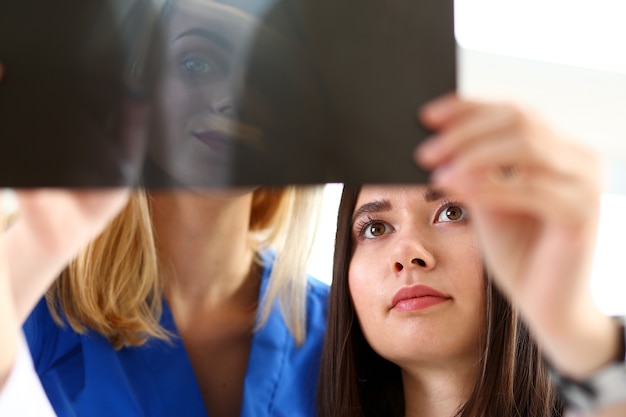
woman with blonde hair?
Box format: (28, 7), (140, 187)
(20, 186), (327, 417)
(2, 0), (330, 415)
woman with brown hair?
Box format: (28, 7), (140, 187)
(320, 182), (564, 417)
(318, 95), (625, 417)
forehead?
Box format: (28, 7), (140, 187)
(167, 0), (255, 43)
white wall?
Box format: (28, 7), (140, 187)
(592, 193), (626, 315)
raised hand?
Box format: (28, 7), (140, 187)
(6, 189), (129, 322)
(415, 94), (619, 379)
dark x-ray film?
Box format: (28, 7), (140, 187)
(0, 0), (456, 187)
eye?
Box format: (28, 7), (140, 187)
(362, 220), (394, 239)
(182, 57), (215, 74)
(436, 204), (467, 223)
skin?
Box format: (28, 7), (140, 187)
(350, 185), (484, 417)
(7, 190), (131, 320)
(415, 94), (626, 416)
(149, 189), (260, 417)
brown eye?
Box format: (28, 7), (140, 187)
(362, 221), (394, 239)
(370, 222), (386, 236)
(436, 205), (466, 223)
(446, 206), (462, 220)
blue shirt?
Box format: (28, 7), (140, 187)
(23, 252), (329, 417)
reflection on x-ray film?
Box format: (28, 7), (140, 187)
(0, 0), (455, 187)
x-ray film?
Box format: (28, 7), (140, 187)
(0, 0), (455, 187)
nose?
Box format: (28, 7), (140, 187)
(392, 236), (436, 274)
(211, 96), (236, 116)
(394, 258), (427, 270)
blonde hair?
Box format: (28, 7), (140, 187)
(250, 187), (322, 344)
(46, 186), (323, 349)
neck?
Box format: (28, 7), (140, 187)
(149, 189), (257, 309)
(401, 358), (478, 417)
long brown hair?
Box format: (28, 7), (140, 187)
(318, 185), (564, 417)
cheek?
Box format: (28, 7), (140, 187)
(462, 244), (484, 293)
(439, 234), (484, 303)
(447, 233), (481, 279)
(161, 77), (193, 115)
(348, 252), (384, 326)
(452, 242), (486, 323)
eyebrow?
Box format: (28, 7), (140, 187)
(173, 28), (233, 53)
(352, 200), (392, 223)
(352, 187), (448, 222)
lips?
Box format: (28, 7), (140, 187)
(391, 285), (451, 312)
(189, 114), (265, 153)
(193, 130), (235, 154)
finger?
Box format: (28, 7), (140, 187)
(463, 172), (600, 304)
(14, 189), (130, 255)
(429, 139), (566, 188)
(9, 189), (130, 321)
(0, 61), (4, 81)
(417, 102), (523, 169)
(428, 131), (530, 183)
(431, 135), (601, 205)
(418, 93), (465, 128)
(450, 171), (599, 227)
